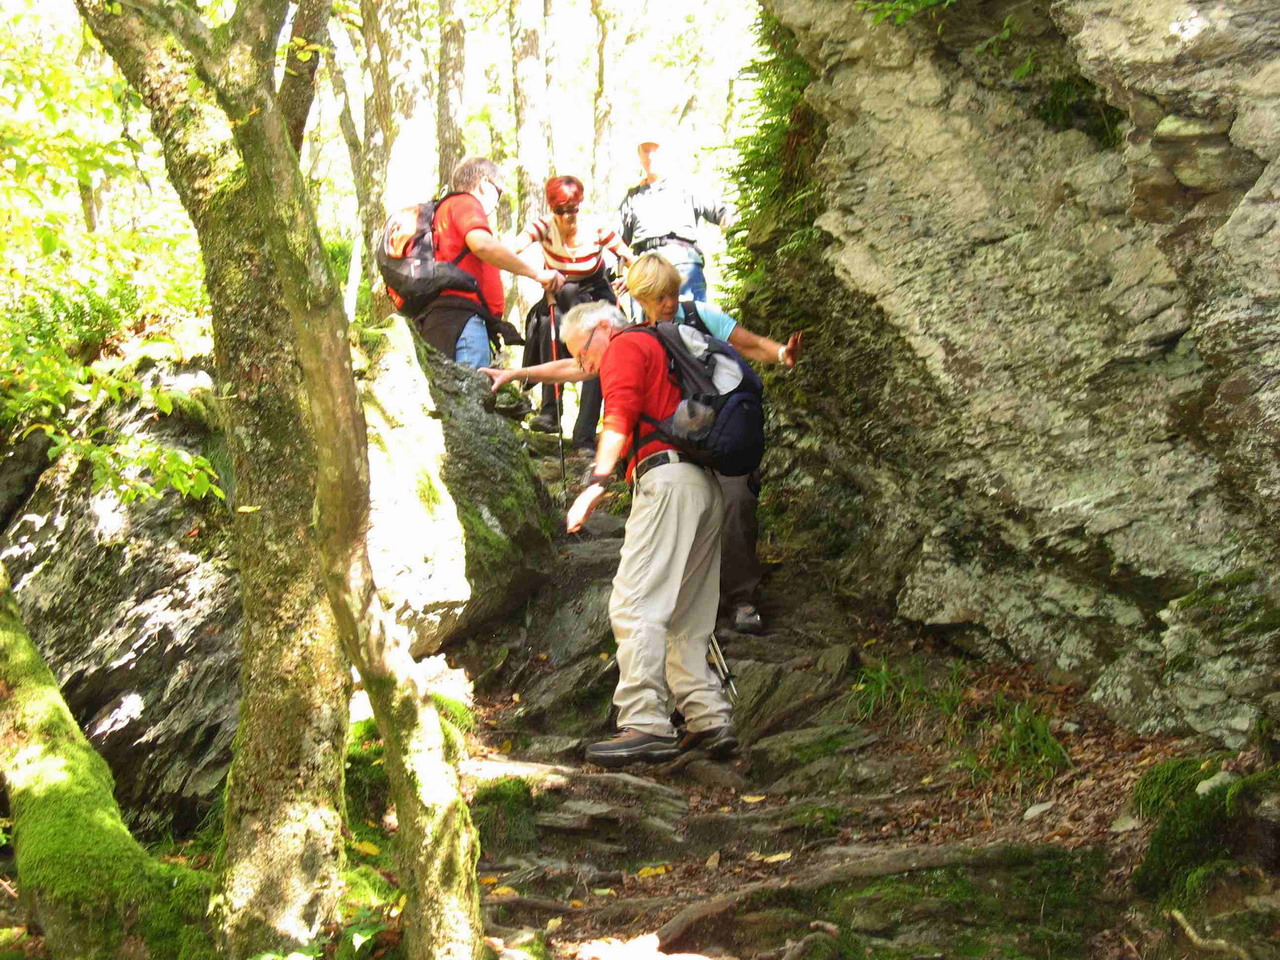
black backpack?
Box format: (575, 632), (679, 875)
(626, 309), (765, 477)
(376, 195), (479, 316)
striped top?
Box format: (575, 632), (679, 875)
(522, 215), (624, 279)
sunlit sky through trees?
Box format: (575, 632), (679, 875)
(0, 0), (763, 315)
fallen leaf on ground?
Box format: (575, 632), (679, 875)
(636, 864), (669, 878)
(546, 918), (562, 932)
(591, 888), (617, 897)
(351, 840), (381, 856)
(480, 876), (500, 885)
(741, 795), (766, 804)
(489, 886), (519, 897)
(763, 851), (792, 863)
(705, 851), (721, 870)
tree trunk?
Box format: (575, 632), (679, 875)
(590, 0), (612, 211)
(277, 0), (330, 154)
(438, 0), (466, 190)
(85, 3), (485, 958)
(72, 4), (349, 957)
(358, 0), (435, 322)
(543, 0), (559, 168)
(509, 0), (550, 229)
(0, 562), (214, 958)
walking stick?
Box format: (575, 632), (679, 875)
(709, 633), (738, 702)
(546, 295), (568, 503)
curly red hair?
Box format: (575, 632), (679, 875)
(545, 176), (584, 211)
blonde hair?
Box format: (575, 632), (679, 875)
(625, 253), (680, 301)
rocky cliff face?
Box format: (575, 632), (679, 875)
(758, 0), (1279, 745)
(0, 327), (553, 833)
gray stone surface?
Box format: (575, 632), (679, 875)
(364, 319), (553, 658)
(762, 0), (1280, 745)
(1, 393), (240, 837)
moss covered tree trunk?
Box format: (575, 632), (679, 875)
(0, 562), (214, 958)
(71, 4), (349, 956)
(78, 3), (485, 958)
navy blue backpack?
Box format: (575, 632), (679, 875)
(626, 306), (765, 476)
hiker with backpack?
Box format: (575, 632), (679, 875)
(560, 301), (742, 766)
(480, 252), (802, 633)
(516, 175), (637, 450)
(619, 133), (735, 302)
(378, 156), (564, 369)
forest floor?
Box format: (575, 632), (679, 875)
(455, 457), (1280, 960)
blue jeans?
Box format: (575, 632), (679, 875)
(674, 260), (707, 302)
(454, 315), (491, 368)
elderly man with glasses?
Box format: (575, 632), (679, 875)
(414, 157), (564, 369)
(559, 300), (737, 767)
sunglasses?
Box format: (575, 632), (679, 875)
(553, 205), (580, 215)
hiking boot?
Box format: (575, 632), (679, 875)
(527, 412), (560, 434)
(732, 603), (764, 634)
(584, 728), (680, 767)
(680, 725), (739, 759)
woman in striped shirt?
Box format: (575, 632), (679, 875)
(519, 176), (636, 448)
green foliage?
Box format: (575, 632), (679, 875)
(1132, 791), (1233, 901)
(853, 0), (955, 26)
(430, 692), (476, 733)
(1132, 757), (1219, 820)
(1131, 762), (1280, 903)
(725, 12), (827, 308)
(470, 776), (537, 855)
(1033, 78), (1125, 149)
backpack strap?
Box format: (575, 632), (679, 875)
(678, 300), (713, 339)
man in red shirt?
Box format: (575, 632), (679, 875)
(419, 157), (563, 368)
(562, 301), (736, 766)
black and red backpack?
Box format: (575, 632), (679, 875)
(375, 195), (479, 316)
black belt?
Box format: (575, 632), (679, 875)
(634, 235), (699, 255)
(634, 450), (692, 483)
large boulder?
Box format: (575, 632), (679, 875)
(1, 328), (556, 833)
(362, 317), (554, 658)
(755, 0), (1280, 743)
(0, 378), (241, 836)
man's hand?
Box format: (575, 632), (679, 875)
(537, 268), (566, 293)
(784, 331), (804, 367)
(566, 483), (606, 533)
(479, 366), (522, 392)
(611, 276), (628, 297)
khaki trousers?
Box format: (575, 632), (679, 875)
(610, 461), (733, 737)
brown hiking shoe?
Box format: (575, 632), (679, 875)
(584, 728), (680, 767)
(679, 725), (739, 759)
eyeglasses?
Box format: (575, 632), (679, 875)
(576, 325), (601, 370)
(553, 205), (580, 215)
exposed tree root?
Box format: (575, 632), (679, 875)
(1167, 910), (1253, 960)
(656, 843), (1048, 948)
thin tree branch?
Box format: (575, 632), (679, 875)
(225, 0), (290, 73)
(118, 0), (214, 62)
(1167, 910), (1253, 960)
(278, 0), (332, 153)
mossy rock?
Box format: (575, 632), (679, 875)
(749, 723), (877, 781)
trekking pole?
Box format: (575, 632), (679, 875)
(708, 633), (738, 702)
(546, 295), (568, 503)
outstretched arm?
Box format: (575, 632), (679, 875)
(727, 326), (804, 367)
(466, 228), (564, 292)
(478, 358), (588, 391)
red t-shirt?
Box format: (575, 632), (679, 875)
(599, 331), (679, 481)
(432, 194), (505, 318)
